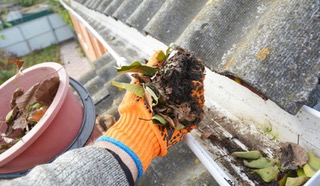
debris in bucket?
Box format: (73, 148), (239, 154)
(231, 143), (320, 185)
(112, 47), (205, 129)
(0, 76), (60, 154)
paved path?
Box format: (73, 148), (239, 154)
(60, 40), (92, 80)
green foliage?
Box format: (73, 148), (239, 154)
(19, 0), (34, 7)
(48, 0), (74, 30)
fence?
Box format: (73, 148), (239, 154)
(0, 10), (75, 57)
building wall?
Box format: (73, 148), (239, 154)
(69, 13), (106, 62)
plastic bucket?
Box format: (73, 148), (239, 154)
(0, 63), (95, 178)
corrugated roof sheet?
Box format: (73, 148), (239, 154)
(71, 0), (320, 114)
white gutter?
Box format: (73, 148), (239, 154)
(59, 1), (320, 185)
(185, 133), (233, 186)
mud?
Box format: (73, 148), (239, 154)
(147, 48), (205, 127)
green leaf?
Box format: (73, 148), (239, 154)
(285, 176), (309, 186)
(112, 81), (145, 97)
(156, 50), (166, 62)
(232, 150), (262, 160)
(175, 124), (185, 130)
(5, 109), (14, 123)
(307, 151), (320, 170)
(4, 22), (12, 27)
(116, 61), (158, 76)
(244, 158), (279, 169)
(152, 114), (167, 125)
(145, 86), (158, 106)
(166, 44), (174, 56)
(253, 165), (279, 183)
(303, 163), (317, 177)
(296, 168), (305, 177)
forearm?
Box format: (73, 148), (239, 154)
(1, 146), (132, 186)
(93, 141), (138, 181)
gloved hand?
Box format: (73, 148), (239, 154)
(97, 50), (204, 179)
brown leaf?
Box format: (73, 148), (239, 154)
(8, 58), (24, 72)
(12, 114), (28, 130)
(27, 107), (48, 123)
(10, 88), (24, 109)
(16, 83), (39, 112)
(35, 76), (60, 106)
(201, 132), (212, 140)
(144, 89), (154, 112)
(280, 142), (308, 170)
(131, 74), (151, 84)
(158, 113), (175, 128)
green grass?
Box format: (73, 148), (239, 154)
(0, 44), (61, 85)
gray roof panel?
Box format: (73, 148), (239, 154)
(126, 0), (165, 32)
(144, 0), (208, 44)
(103, 0), (124, 17)
(112, 0), (143, 22)
(70, 0), (320, 114)
(178, 0), (320, 114)
(96, 0), (112, 13)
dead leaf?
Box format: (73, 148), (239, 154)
(280, 142), (308, 170)
(131, 74), (151, 84)
(8, 58), (24, 72)
(27, 107), (48, 123)
(10, 88), (24, 109)
(157, 113), (175, 127)
(201, 132), (212, 140)
(16, 83), (40, 112)
(5, 107), (19, 125)
(35, 76), (60, 106)
(12, 114), (28, 130)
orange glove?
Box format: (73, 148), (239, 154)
(97, 50), (204, 179)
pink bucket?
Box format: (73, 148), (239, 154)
(0, 62), (84, 174)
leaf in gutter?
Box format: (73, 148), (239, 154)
(152, 114), (167, 125)
(232, 150), (262, 160)
(303, 163), (316, 177)
(307, 151), (320, 170)
(252, 165), (278, 183)
(116, 61), (158, 76)
(112, 81), (145, 97)
(244, 158), (279, 169)
(280, 142), (308, 170)
(145, 86), (158, 106)
(156, 50), (166, 62)
(285, 176), (309, 186)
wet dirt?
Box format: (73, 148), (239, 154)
(147, 48), (205, 127)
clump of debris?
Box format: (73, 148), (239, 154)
(113, 47), (205, 129)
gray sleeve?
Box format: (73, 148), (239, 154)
(1, 147), (129, 186)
